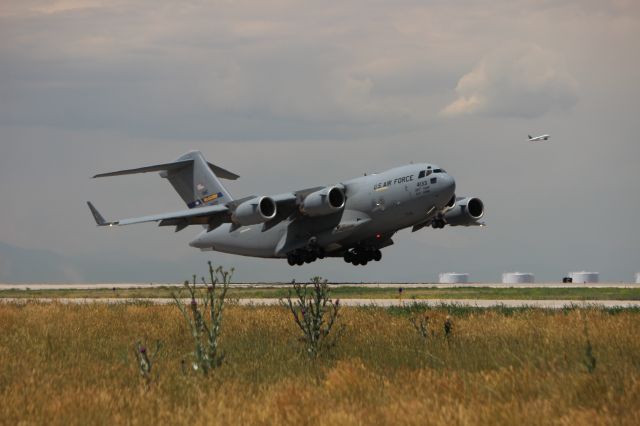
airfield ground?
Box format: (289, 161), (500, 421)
(0, 302), (638, 425)
(1, 284), (640, 301)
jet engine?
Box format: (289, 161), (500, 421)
(300, 186), (346, 217)
(232, 196), (277, 225)
(443, 197), (484, 226)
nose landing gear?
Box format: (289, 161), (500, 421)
(343, 247), (382, 266)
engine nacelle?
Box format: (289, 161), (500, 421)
(443, 197), (484, 226)
(300, 186), (346, 217)
(232, 196), (277, 225)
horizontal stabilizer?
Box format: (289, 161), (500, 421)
(93, 159), (239, 180)
(207, 162), (240, 180)
(93, 160), (192, 178)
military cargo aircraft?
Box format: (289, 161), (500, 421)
(88, 151), (484, 266)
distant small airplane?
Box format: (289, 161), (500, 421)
(527, 134), (550, 142)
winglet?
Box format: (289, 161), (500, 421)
(87, 201), (116, 226)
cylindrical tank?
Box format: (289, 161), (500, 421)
(439, 273), (470, 284)
(568, 271), (599, 284)
(502, 272), (534, 284)
(635, 273), (640, 284)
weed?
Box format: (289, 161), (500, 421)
(410, 313), (430, 341)
(281, 277), (342, 358)
(444, 316), (453, 338)
(172, 262), (231, 375)
(582, 317), (597, 373)
(134, 340), (162, 387)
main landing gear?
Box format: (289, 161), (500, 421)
(287, 247), (326, 266)
(431, 216), (446, 229)
(343, 247), (382, 266)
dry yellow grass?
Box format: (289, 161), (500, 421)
(0, 303), (639, 425)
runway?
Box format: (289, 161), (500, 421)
(1, 282), (638, 290)
(1, 297), (639, 309)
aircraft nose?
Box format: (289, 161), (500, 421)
(441, 173), (456, 197)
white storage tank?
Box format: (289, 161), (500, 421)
(635, 273), (640, 284)
(502, 272), (535, 284)
(569, 271), (599, 284)
(439, 273), (470, 284)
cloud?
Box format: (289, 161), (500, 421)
(442, 44), (578, 118)
(0, 1), (466, 140)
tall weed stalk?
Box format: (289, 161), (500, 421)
(173, 262), (232, 375)
(281, 277), (342, 358)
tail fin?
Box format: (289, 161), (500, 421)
(93, 150), (238, 208)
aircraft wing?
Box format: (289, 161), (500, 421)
(89, 185), (335, 233)
(87, 201), (230, 232)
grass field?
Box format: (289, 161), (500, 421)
(2, 285), (640, 300)
(1, 302), (639, 424)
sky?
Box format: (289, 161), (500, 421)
(1, 0), (639, 283)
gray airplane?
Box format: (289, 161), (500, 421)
(88, 150), (485, 266)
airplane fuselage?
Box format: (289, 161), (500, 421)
(189, 163), (456, 258)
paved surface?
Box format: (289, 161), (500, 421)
(1, 282), (638, 290)
(1, 297), (639, 309)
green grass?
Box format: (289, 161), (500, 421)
(2, 285), (640, 300)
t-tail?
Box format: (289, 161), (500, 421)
(92, 150), (239, 208)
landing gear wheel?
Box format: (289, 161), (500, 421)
(373, 250), (382, 261)
(432, 218), (446, 229)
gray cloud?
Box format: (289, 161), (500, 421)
(0, 1), (483, 140)
(442, 44), (578, 118)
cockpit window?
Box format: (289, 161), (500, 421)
(433, 168), (446, 174)
(419, 169), (435, 178)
